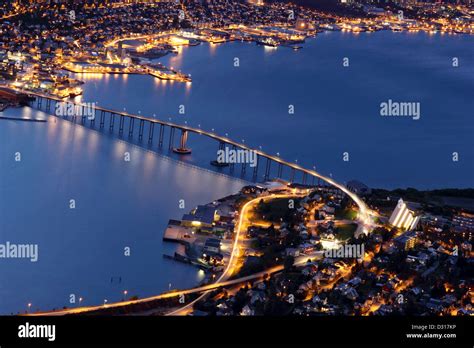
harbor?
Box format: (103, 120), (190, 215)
(162, 194), (241, 274)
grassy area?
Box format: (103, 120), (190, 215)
(335, 207), (357, 221)
(335, 223), (358, 241)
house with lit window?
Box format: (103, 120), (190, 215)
(181, 205), (219, 231)
(394, 231), (418, 251)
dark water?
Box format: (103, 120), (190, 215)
(1, 31), (472, 314)
(75, 31), (474, 189)
(0, 107), (246, 314)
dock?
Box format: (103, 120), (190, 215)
(163, 251), (210, 270)
(163, 220), (196, 244)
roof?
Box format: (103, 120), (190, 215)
(205, 238), (221, 248)
(394, 231), (417, 244)
(182, 205), (216, 225)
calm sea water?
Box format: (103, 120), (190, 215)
(0, 107), (246, 314)
(0, 31), (472, 314)
(75, 31), (474, 189)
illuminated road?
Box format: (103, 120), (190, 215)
(1, 9), (27, 19)
(165, 193), (304, 315)
(29, 253), (322, 316)
(30, 194), (320, 317)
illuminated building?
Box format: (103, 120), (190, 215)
(389, 198), (420, 230)
(452, 212), (474, 241)
(393, 231), (418, 251)
(169, 36), (190, 46)
(247, 0), (264, 5)
(295, 18), (314, 31)
(181, 205), (219, 230)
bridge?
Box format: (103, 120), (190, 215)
(24, 91), (372, 230)
(27, 92), (322, 182)
(25, 92), (364, 207)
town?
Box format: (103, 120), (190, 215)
(1, 0), (473, 100)
(162, 179), (473, 316)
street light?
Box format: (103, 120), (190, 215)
(103, 299), (108, 306)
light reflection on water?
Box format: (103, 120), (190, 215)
(0, 107), (246, 314)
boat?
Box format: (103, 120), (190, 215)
(256, 37), (279, 47)
(210, 160), (229, 167)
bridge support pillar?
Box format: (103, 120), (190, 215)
(119, 114), (125, 134)
(148, 122), (155, 144)
(138, 119), (144, 141)
(264, 158), (271, 180)
(72, 104), (77, 122)
(168, 127), (176, 150)
(90, 106), (96, 127)
(290, 168), (295, 183)
(100, 110), (105, 128)
(173, 130), (191, 154)
(81, 105), (87, 125)
(128, 117), (135, 138)
(159, 124), (165, 148)
(252, 155), (259, 178)
(302, 172), (307, 185)
(229, 145), (237, 172)
(277, 163), (283, 178)
(109, 112), (115, 131)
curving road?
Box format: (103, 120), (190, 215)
(165, 193), (305, 315)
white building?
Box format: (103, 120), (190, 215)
(389, 198), (420, 230)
